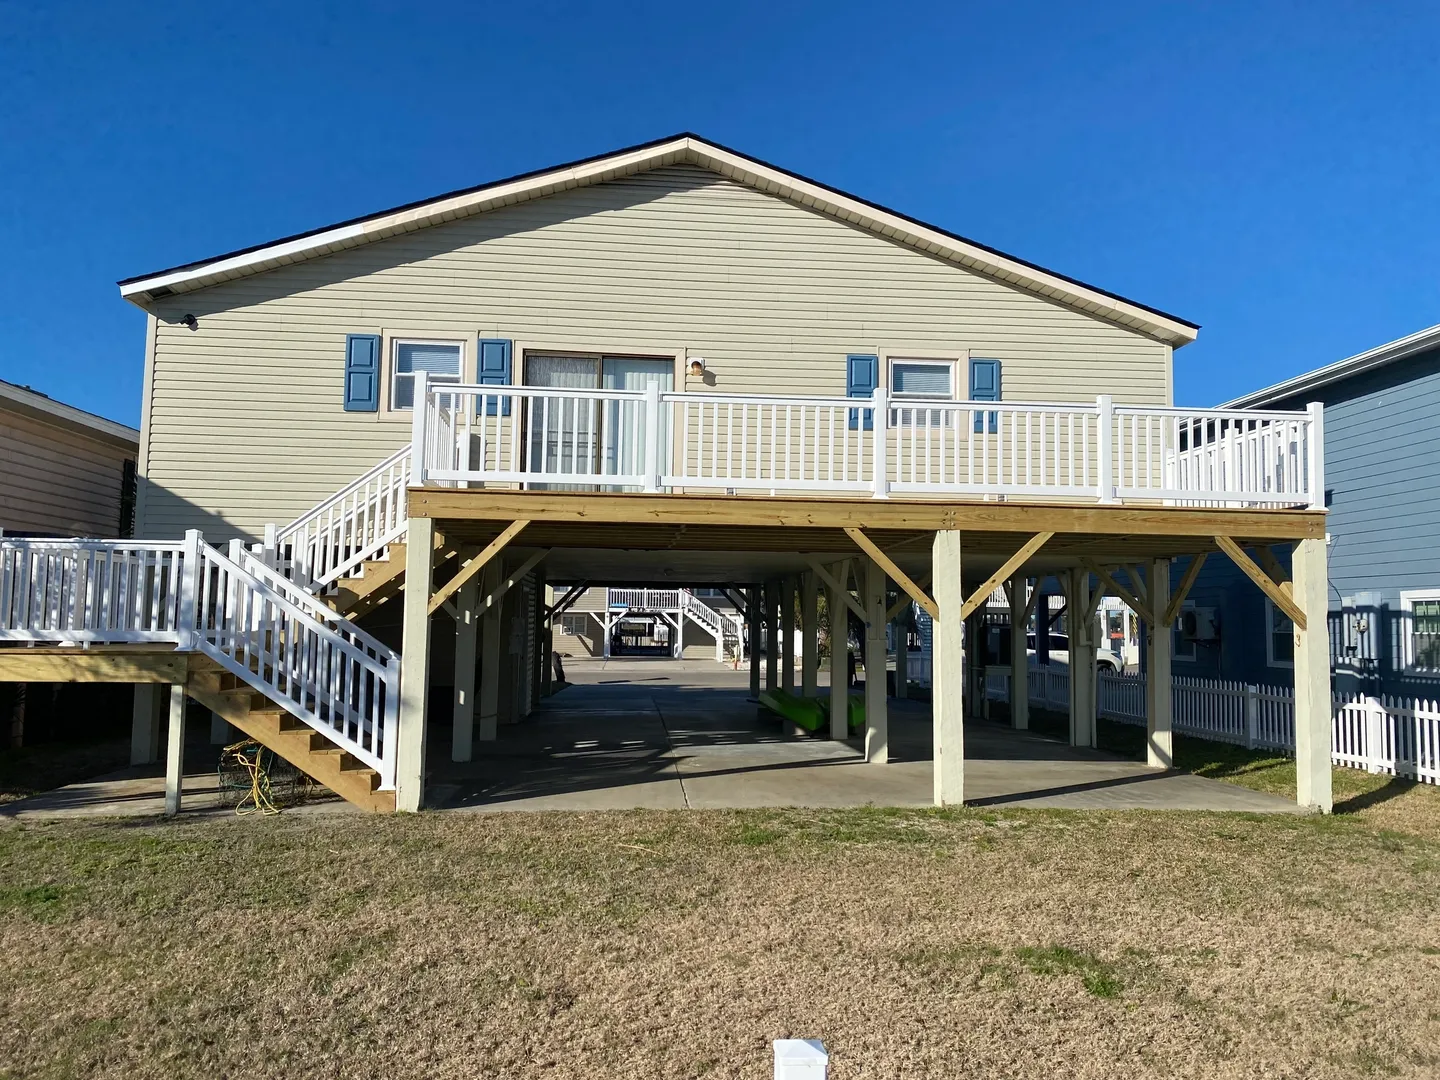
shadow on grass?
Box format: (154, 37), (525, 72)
(1332, 775), (1423, 815)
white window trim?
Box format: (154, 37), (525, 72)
(885, 356), (959, 401)
(1173, 600), (1197, 662)
(389, 337), (466, 413)
(1265, 598), (1295, 669)
(1399, 589), (1440, 672)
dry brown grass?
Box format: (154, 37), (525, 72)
(1, 803), (1438, 1080)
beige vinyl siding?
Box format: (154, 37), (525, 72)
(1, 408), (135, 537)
(143, 164), (1169, 540)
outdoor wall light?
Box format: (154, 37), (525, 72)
(688, 357), (706, 376)
(181, 314), (198, 331)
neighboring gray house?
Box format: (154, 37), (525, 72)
(0, 380), (139, 538)
(1170, 324), (1440, 697)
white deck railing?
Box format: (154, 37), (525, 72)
(0, 533), (399, 788)
(268, 445), (411, 588)
(410, 372), (1323, 508)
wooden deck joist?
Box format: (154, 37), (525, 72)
(0, 646), (189, 683)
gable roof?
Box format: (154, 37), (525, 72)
(1223, 322), (1440, 408)
(117, 133), (1199, 346)
(0, 379), (139, 449)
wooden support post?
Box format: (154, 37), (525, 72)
(1080, 559), (1154, 625)
(478, 561), (503, 741)
(451, 549), (480, 762)
(932, 530), (964, 804)
(747, 585), (762, 699)
(1009, 575), (1029, 730)
(162, 683), (186, 817)
(801, 572), (818, 699)
(863, 557), (888, 763)
(827, 564), (849, 740)
(764, 581), (779, 693)
(1146, 559), (1174, 768)
(1067, 570), (1098, 748)
(130, 684), (162, 765)
(1293, 537), (1333, 812)
(805, 556), (866, 623)
(396, 514), (435, 812)
(780, 576), (796, 694)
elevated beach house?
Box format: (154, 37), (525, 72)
(0, 135), (1332, 812)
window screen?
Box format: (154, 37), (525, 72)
(392, 341), (462, 409)
(1413, 599), (1440, 669)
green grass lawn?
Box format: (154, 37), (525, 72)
(2, 799), (1439, 1079)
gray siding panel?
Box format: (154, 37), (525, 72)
(141, 165), (1170, 540)
(0, 409), (135, 537)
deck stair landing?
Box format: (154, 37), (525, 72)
(0, 533), (400, 811)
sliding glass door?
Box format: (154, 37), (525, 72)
(524, 353), (673, 488)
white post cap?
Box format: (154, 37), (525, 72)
(774, 1038), (828, 1080)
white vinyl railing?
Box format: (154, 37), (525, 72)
(608, 588), (681, 610)
(411, 373), (1322, 508)
(0, 540), (190, 642)
(0, 533), (399, 789)
(267, 445), (411, 589)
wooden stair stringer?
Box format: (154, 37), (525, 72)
(326, 532), (458, 619)
(186, 668), (395, 812)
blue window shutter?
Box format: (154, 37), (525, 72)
(477, 338), (512, 416)
(846, 353), (879, 430)
(343, 334), (380, 412)
(969, 358), (1001, 433)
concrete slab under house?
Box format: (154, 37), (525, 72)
(0, 133), (1334, 816)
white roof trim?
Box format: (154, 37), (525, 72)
(1223, 322), (1440, 408)
(119, 136), (1197, 345)
(0, 380), (140, 448)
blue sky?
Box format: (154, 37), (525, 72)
(2, 0), (1437, 426)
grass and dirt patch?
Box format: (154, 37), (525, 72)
(0, 737), (130, 805)
(2, 804), (1439, 1078)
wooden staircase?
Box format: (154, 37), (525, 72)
(325, 532), (457, 619)
(188, 657), (394, 812)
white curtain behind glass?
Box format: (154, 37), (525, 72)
(603, 358), (673, 481)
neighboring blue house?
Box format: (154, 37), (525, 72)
(1171, 324), (1440, 698)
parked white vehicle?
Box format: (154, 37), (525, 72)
(1026, 632), (1123, 673)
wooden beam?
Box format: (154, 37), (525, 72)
(960, 531), (1054, 620)
(547, 581), (589, 619)
(1161, 553), (1207, 627)
(1080, 558), (1154, 624)
(844, 527), (939, 620)
(1214, 535), (1307, 629)
(1127, 564), (1150, 610)
(803, 556), (867, 623)
(887, 572), (932, 621)
(428, 520), (530, 615)
(1253, 545), (1295, 602)
(479, 549), (550, 613)
(0, 648), (189, 684)
(410, 489), (1327, 540)
(1023, 578), (1044, 623)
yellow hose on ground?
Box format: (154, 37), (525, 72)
(223, 740), (281, 816)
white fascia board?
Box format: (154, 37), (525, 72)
(1222, 322), (1440, 408)
(119, 139), (691, 303)
(117, 134), (1195, 345)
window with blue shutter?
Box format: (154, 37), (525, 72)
(846, 353), (879, 430)
(969, 358), (1001, 433)
(343, 334), (381, 412)
(477, 338), (512, 416)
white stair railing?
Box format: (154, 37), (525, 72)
(268, 445), (411, 589)
(0, 533), (399, 790)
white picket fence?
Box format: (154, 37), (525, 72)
(995, 662), (1440, 785)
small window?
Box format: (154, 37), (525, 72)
(1402, 591), (1440, 670)
(1266, 600), (1294, 668)
(560, 614), (588, 636)
(392, 340), (463, 410)
(890, 359), (954, 425)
